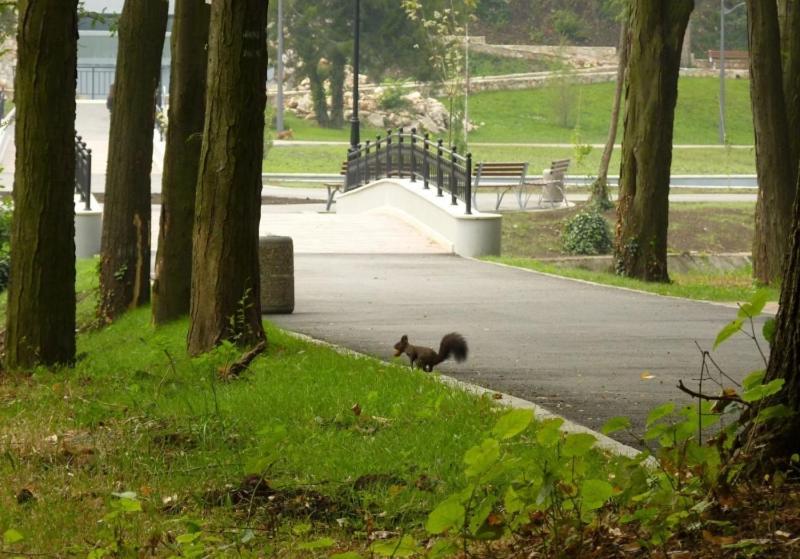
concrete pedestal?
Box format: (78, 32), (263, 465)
(259, 235), (294, 314)
(75, 203), (102, 258)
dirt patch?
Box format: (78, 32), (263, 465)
(501, 203), (755, 259)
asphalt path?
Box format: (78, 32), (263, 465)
(268, 254), (767, 447)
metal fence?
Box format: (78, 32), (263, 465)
(77, 65), (116, 100)
(74, 135), (92, 210)
(345, 128), (473, 214)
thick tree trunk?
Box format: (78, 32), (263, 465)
(590, 20), (629, 209)
(614, 0), (693, 282)
(5, 0), (78, 369)
(779, 0), (800, 172)
(187, 0), (268, 355)
(152, 0), (210, 325)
(329, 50), (346, 128)
(749, 0), (796, 285)
(307, 65), (330, 128)
(737, 172), (800, 463)
(99, 0), (168, 322)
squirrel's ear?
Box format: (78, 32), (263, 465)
(401, 335), (408, 342)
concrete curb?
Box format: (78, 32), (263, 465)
(475, 257), (775, 317)
(279, 329), (644, 460)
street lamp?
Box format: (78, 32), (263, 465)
(718, 0), (745, 144)
(349, 0), (360, 153)
(276, 0), (285, 132)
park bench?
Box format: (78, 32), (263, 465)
(707, 49), (749, 69)
(527, 158), (571, 208)
(323, 161), (348, 211)
(470, 162), (529, 211)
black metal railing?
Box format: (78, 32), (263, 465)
(74, 134), (92, 211)
(345, 128), (473, 214)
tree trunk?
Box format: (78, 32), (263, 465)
(152, 0), (210, 325)
(590, 19), (629, 209)
(307, 64), (330, 127)
(99, 0), (168, 322)
(329, 50), (346, 128)
(737, 171), (800, 463)
(187, 0), (268, 355)
(4, 0), (78, 369)
(779, 0), (800, 181)
(614, 0), (693, 282)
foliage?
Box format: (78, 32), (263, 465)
(377, 78), (411, 111)
(561, 209), (613, 255)
(552, 9), (587, 43)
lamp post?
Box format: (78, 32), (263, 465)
(718, 0), (745, 144)
(349, 0), (360, 153)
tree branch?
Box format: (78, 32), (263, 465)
(677, 380), (751, 408)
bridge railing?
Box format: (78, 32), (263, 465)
(345, 128), (473, 215)
(74, 135), (92, 211)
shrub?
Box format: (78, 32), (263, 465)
(377, 79), (411, 111)
(561, 209), (612, 255)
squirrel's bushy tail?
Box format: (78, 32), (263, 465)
(437, 332), (468, 365)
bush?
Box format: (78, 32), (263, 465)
(377, 79), (411, 111)
(561, 209), (612, 255)
(0, 199), (11, 292)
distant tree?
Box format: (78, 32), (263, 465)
(614, 0), (693, 282)
(5, 0), (77, 369)
(590, 6), (629, 210)
(99, 0), (168, 322)
(187, 0), (268, 355)
(152, 0), (210, 325)
(748, 0), (798, 285)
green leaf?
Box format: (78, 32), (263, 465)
(742, 378), (784, 403)
(463, 438), (500, 478)
(176, 532), (201, 544)
(425, 540), (459, 559)
(737, 289), (770, 318)
(762, 318), (777, 345)
(370, 535), (418, 557)
(331, 553), (364, 559)
(714, 318), (744, 349)
(118, 497), (142, 513)
(535, 418), (564, 448)
(562, 433), (596, 457)
(298, 537), (335, 550)
(426, 495), (465, 534)
(581, 479), (613, 511)
(601, 416), (631, 435)
(755, 404), (793, 423)
(646, 402), (675, 427)
(3, 529), (24, 545)
(503, 486), (524, 515)
(742, 370), (766, 391)
(492, 409), (533, 440)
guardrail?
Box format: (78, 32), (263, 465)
(345, 128), (473, 214)
(74, 135), (92, 210)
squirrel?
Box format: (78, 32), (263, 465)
(393, 332), (468, 372)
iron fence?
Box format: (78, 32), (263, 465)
(77, 65), (116, 100)
(345, 128), (473, 214)
(74, 135), (92, 210)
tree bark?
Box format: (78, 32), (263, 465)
(779, 0), (800, 182)
(590, 19), (629, 209)
(5, 0), (78, 369)
(749, 0), (796, 285)
(187, 0), (268, 355)
(99, 0), (168, 322)
(614, 0), (693, 282)
(152, 0), (210, 325)
(329, 50), (346, 128)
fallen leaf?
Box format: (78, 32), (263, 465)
(351, 403), (362, 416)
(640, 371), (655, 380)
(492, 393), (503, 400)
(703, 530), (736, 546)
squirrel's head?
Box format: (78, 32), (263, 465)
(393, 335), (408, 356)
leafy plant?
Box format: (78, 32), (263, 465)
(561, 209), (612, 255)
(377, 78), (411, 111)
(0, 198), (12, 292)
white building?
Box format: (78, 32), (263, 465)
(78, 1), (176, 99)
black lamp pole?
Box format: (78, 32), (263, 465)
(349, 0), (360, 153)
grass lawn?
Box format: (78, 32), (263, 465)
(264, 144), (755, 175)
(493, 202), (777, 303)
(271, 77), (753, 147)
(0, 260), (616, 555)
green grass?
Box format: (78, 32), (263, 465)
(0, 260), (615, 555)
(272, 77), (753, 147)
(468, 52), (550, 77)
(485, 256), (778, 303)
(264, 143), (756, 175)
